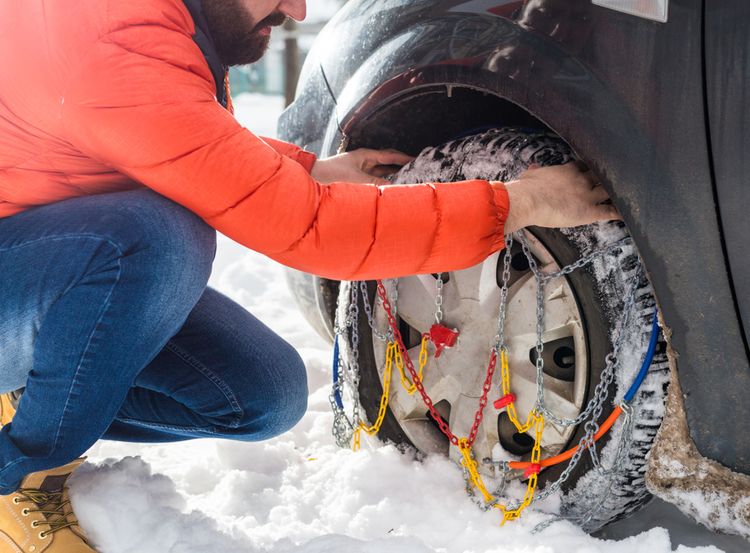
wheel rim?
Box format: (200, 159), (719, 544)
(372, 230), (589, 477)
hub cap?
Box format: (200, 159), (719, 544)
(372, 231), (588, 476)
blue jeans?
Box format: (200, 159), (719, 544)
(0, 189), (308, 494)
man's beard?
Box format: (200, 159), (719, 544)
(202, 0), (287, 66)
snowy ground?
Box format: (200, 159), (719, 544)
(67, 94), (729, 553)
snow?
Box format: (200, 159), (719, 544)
(232, 94), (286, 138)
(64, 93), (730, 552)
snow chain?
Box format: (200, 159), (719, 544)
(329, 231), (654, 526)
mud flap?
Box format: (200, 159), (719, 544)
(646, 313), (750, 538)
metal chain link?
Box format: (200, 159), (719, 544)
(359, 281), (389, 342)
(531, 401), (637, 533)
(480, 230), (645, 517)
(329, 282), (367, 447)
(346, 284), (362, 429)
(333, 278), (402, 447)
(523, 250), (644, 510)
(517, 232), (641, 427)
(435, 274), (445, 324)
(537, 237), (633, 284)
(577, 401), (636, 524)
(493, 235), (514, 350)
(329, 283), (355, 448)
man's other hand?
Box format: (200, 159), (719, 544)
(500, 162), (622, 233)
(311, 149), (415, 185)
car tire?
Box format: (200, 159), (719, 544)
(350, 128), (670, 531)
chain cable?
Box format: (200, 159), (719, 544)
(359, 281), (390, 342)
(435, 274), (444, 324)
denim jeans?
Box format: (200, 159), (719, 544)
(0, 189), (308, 494)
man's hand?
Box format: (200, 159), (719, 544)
(311, 148), (415, 185)
(500, 162), (622, 233)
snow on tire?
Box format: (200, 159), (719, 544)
(352, 128), (670, 532)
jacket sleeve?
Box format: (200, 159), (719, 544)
(259, 136), (317, 173)
(61, 22), (509, 281)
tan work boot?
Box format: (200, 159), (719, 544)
(0, 458), (97, 552)
(0, 391), (19, 427)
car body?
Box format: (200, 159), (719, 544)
(279, 0), (749, 508)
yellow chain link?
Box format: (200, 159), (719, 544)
(354, 339), (547, 524)
(353, 342), (396, 451)
(500, 349), (535, 433)
(455, 347), (547, 524)
(395, 335), (429, 394)
(458, 439), (496, 504)
(458, 410), (545, 524)
(502, 414), (544, 522)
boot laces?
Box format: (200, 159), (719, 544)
(16, 487), (79, 537)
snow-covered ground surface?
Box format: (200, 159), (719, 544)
(66, 93), (741, 553)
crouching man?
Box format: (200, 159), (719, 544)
(0, 0), (618, 550)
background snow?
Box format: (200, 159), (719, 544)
(305, 0), (344, 23)
(64, 93), (730, 553)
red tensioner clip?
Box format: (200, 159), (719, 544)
(428, 324), (460, 358)
(493, 393), (516, 410)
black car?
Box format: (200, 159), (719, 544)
(279, 0), (750, 535)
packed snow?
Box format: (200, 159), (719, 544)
(63, 93), (729, 553)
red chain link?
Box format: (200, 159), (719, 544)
(469, 349), (497, 447)
(376, 281), (497, 448)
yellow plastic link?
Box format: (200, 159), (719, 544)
(500, 349), (535, 433)
(355, 330), (547, 524)
(418, 336), (429, 375)
(395, 335), (430, 394)
(501, 414), (545, 523)
(458, 410), (546, 524)
(353, 342), (396, 451)
(458, 439), (496, 504)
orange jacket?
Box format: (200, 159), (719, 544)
(0, 0), (509, 280)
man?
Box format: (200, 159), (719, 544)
(0, 1), (618, 550)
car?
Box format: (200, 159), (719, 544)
(278, 0), (750, 535)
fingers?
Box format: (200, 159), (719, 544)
(592, 203), (622, 222)
(590, 184), (609, 203)
(356, 149), (414, 182)
(369, 165), (403, 178)
(587, 180), (620, 221)
(373, 149), (415, 166)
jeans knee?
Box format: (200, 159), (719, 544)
(234, 344), (308, 440)
(264, 344), (308, 435)
(280, 349), (309, 429)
